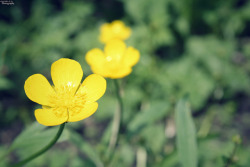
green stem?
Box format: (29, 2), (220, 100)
(107, 79), (123, 160)
(10, 123), (66, 167)
(224, 143), (239, 167)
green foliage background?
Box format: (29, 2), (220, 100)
(0, 0), (250, 166)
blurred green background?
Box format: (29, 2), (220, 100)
(0, 0), (250, 166)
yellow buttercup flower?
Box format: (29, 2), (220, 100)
(86, 39), (140, 79)
(24, 58), (106, 126)
(99, 20), (131, 43)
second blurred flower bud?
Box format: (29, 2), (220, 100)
(99, 20), (131, 43)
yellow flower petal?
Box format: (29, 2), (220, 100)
(24, 74), (55, 106)
(104, 40), (126, 62)
(77, 74), (106, 103)
(107, 67), (132, 79)
(121, 27), (131, 39)
(111, 20), (127, 34)
(123, 47), (140, 67)
(99, 23), (111, 43)
(112, 20), (131, 39)
(51, 58), (83, 93)
(90, 66), (109, 77)
(35, 108), (68, 126)
(85, 49), (109, 76)
(99, 20), (131, 43)
(85, 48), (105, 66)
(67, 102), (98, 122)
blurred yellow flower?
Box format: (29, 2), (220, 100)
(99, 20), (131, 43)
(24, 58), (106, 126)
(86, 39), (140, 79)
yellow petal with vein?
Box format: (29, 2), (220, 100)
(24, 74), (55, 106)
(35, 108), (68, 126)
(68, 102), (98, 122)
(77, 74), (106, 103)
(51, 58), (83, 93)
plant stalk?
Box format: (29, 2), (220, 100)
(10, 122), (65, 167)
(107, 79), (123, 161)
(224, 143), (239, 167)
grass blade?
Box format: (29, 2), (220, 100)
(175, 97), (198, 167)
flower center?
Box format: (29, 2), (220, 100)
(49, 84), (86, 119)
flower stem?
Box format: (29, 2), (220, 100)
(11, 123), (66, 167)
(224, 141), (240, 167)
(107, 79), (123, 159)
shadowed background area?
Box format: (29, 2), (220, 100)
(0, 0), (250, 166)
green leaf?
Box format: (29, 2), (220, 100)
(156, 151), (179, 167)
(9, 122), (69, 159)
(175, 97), (198, 167)
(108, 144), (135, 167)
(164, 57), (215, 110)
(0, 146), (9, 166)
(128, 101), (169, 133)
(0, 76), (13, 90)
(141, 124), (166, 153)
(10, 122), (46, 151)
(0, 41), (7, 66)
(69, 130), (104, 167)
